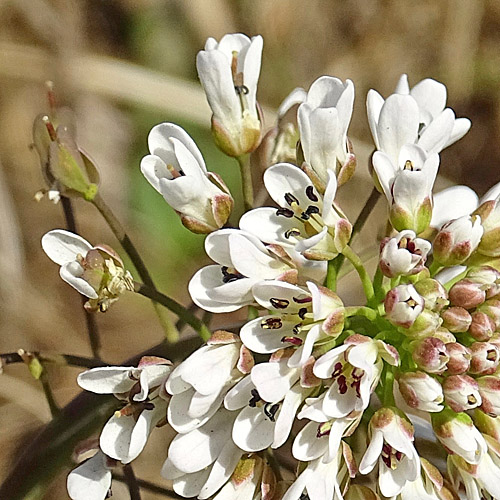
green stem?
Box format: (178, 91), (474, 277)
(342, 245), (375, 302)
(443, 269), (468, 291)
(61, 196), (102, 359)
(428, 260), (443, 277)
(39, 363), (60, 418)
(122, 464), (142, 500)
(373, 266), (385, 300)
(134, 282), (211, 341)
(91, 193), (179, 343)
(236, 154), (254, 211)
(326, 255), (342, 291)
(344, 306), (377, 321)
(383, 367), (396, 406)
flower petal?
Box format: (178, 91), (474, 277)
(77, 366), (135, 394)
(42, 229), (92, 266)
(67, 452), (111, 500)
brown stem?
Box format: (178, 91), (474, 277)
(122, 464), (142, 500)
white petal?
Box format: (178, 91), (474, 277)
(366, 89), (384, 149)
(444, 117), (471, 148)
(372, 151), (396, 201)
(173, 468), (211, 498)
(240, 315), (296, 354)
(67, 452), (111, 500)
(410, 78), (447, 120)
(251, 362), (297, 403)
(273, 384), (306, 448)
(431, 185), (478, 228)
(224, 375), (254, 411)
(140, 154), (171, 193)
(359, 429), (384, 474)
(77, 366), (134, 394)
(134, 364), (171, 401)
(395, 74), (410, 94)
(313, 345), (348, 378)
(42, 229), (92, 265)
(60, 262), (98, 299)
(232, 405), (275, 452)
(292, 420), (328, 461)
(252, 280), (310, 313)
(418, 108), (455, 154)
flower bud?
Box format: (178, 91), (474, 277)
(385, 284), (424, 328)
(379, 230), (431, 278)
(441, 306), (472, 333)
(473, 197), (500, 257)
(433, 215), (483, 266)
(469, 311), (496, 341)
(413, 278), (449, 312)
(469, 342), (500, 375)
(196, 34), (263, 157)
(473, 408), (500, 440)
(449, 279), (485, 309)
(33, 115), (99, 202)
(411, 337), (449, 374)
(477, 376), (500, 416)
(431, 408), (487, 464)
(445, 342), (471, 375)
(443, 374), (482, 412)
(398, 371), (444, 412)
(479, 298), (500, 327)
(468, 266), (500, 298)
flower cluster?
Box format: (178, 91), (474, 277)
(44, 32), (500, 500)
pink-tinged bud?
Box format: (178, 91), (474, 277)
(469, 311), (496, 341)
(433, 215), (483, 266)
(478, 376), (500, 416)
(449, 279), (486, 309)
(431, 408), (487, 465)
(443, 375), (482, 412)
(379, 230), (431, 278)
(445, 342), (471, 375)
(405, 309), (443, 338)
(469, 342), (500, 375)
(467, 266), (500, 298)
(413, 278), (449, 312)
(473, 198), (500, 257)
(441, 307), (472, 333)
(398, 371), (444, 412)
(385, 284), (424, 328)
(412, 337), (449, 374)
(479, 298), (500, 327)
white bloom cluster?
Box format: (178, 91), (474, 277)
(47, 30), (500, 500)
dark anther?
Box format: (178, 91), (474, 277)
(264, 403), (279, 422)
(270, 298), (290, 309)
(249, 388), (261, 407)
(261, 317), (283, 329)
(300, 212), (310, 220)
(284, 229), (301, 239)
(305, 205), (320, 216)
(305, 185), (318, 202)
(293, 296), (313, 304)
(293, 324), (301, 334)
(143, 402), (155, 410)
(281, 336), (303, 346)
(235, 85), (249, 95)
(284, 192), (300, 206)
(298, 307), (308, 319)
(276, 208), (294, 218)
(221, 266), (245, 283)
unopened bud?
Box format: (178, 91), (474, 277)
(445, 342), (471, 375)
(469, 342), (500, 375)
(477, 376), (500, 417)
(473, 408), (500, 440)
(433, 215), (483, 266)
(398, 371), (444, 412)
(469, 311), (496, 341)
(473, 198), (500, 257)
(441, 306), (472, 333)
(411, 337), (449, 374)
(384, 284), (424, 328)
(443, 375), (482, 412)
(413, 278), (448, 312)
(449, 279), (485, 309)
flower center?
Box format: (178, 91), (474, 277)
(381, 443), (404, 470)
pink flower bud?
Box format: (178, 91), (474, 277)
(469, 311), (496, 341)
(445, 342), (471, 375)
(443, 375), (482, 412)
(411, 337), (449, 374)
(398, 371), (443, 412)
(469, 342), (500, 375)
(479, 298), (500, 327)
(449, 279), (486, 309)
(474, 198), (500, 257)
(433, 215), (483, 266)
(385, 284), (424, 328)
(441, 306), (472, 333)
(478, 376), (500, 416)
(379, 230), (431, 278)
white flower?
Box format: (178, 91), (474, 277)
(359, 408), (421, 498)
(394, 458), (446, 500)
(397, 372), (444, 413)
(298, 76), (356, 188)
(384, 284), (424, 328)
(367, 74), (470, 162)
(140, 122), (233, 233)
(240, 163), (351, 261)
(42, 229), (134, 311)
(433, 215), (483, 266)
(166, 331), (253, 434)
(431, 185), (479, 229)
(372, 144), (439, 233)
(196, 34), (263, 157)
(77, 358), (171, 464)
(67, 451), (113, 500)
(283, 442), (355, 500)
(162, 408), (243, 499)
(379, 230), (431, 278)
(188, 228), (325, 313)
(240, 280), (344, 366)
(312, 335), (398, 420)
(432, 409), (487, 465)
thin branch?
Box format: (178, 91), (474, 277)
(0, 351), (105, 370)
(60, 196), (102, 359)
(122, 465), (141, 500)
(236, 154), (254, 211)
(114, 474), (184, 499)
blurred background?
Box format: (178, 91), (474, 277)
(0, 0), (498, 498)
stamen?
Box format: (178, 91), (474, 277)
(276, 208), (294, 218)
(270, 298), (290, 309)
(306, 185), (318, 202)
(261, 317), (283, 329)
(235, 85), (249, 95)
(281, 336), (303, 346)
(298, 307), (308, 320)
(249, 389), (261, 407)
(284, 193), (300, 206)
(284, 229), (301, 239)
(264, 403), (279, 422)
(293, 296), (313, 304)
